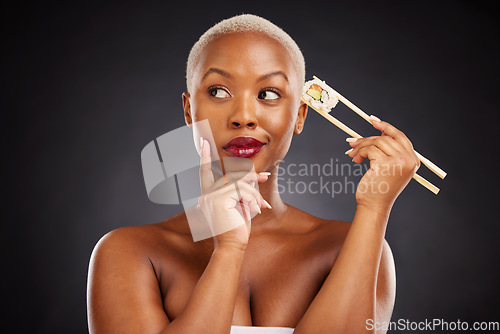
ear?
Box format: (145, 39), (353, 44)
(293, 102), (308, 134)
(182, 92), (193, 127)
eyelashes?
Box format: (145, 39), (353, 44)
(258, 88), (281, 100)
(208, 86), (231, 99)
(207, 86), (282, 100)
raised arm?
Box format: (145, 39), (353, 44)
(295, 116), (418, 334)
(87, 138), (270, 334)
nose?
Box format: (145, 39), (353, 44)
(228, 94), (258, 129)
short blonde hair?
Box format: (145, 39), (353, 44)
(186, 14), (306, 93)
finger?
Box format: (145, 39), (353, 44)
(372, 117), (420, 167)
(350, 145), (387, 164)
(248, 199), (261, 215)
(211, 181), (263, 208)
(236, 182), (272, 210)
(245, 198), (264, 219)
(209, 178), (269, 211)
(233, 181), (265, 208)
(212, 171), (269, 189)
(347, 136), (403, 157)
(241, 202), (252, 222)
(199, 137), (215, 193)
(370, 116), (415, 154)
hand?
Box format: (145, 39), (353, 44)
(197, 138), (271, 250)
(346, 116), (420, 212)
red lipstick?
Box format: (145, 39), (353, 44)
(224, 137), (265, 158)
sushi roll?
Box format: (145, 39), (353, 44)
(302, 77), (339, 112)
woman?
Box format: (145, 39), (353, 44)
(87, 14), (419, 334)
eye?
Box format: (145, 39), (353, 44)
(209, 87), (231, 99)
(258, 89), (281, 100)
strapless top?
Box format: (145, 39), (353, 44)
(230, 325), (294, 333)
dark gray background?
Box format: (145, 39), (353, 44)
(5, 1), (499, 333)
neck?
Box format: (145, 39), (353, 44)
(251, 165), (288, 226)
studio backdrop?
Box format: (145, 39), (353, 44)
(5, 1), (499, 333)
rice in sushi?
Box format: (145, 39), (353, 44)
(302, 78), (339, 112)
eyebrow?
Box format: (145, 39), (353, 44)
(202, 68), (232, 81)
(258, 71), (289, 83)
(202, 68), (289, 83)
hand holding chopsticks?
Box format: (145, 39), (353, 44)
(313, 76), (446, 180)
(301, 76), (446, 194)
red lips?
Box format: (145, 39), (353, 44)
(224, 137), (265, 158)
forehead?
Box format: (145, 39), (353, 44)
(193, 32), (298, 85)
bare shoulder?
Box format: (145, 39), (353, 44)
(88, 210), (198, 282)
(281, 205), (394, 268)
(92, 211), (186, 253)
(87, 213), (192, 333)
(283, 204), (351, 246)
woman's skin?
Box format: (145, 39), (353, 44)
(87, 31), (420, 334)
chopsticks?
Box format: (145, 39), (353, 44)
(301, 76), (445, 195)
(313, 76), (447, 179)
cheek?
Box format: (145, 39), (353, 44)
(264, 109), (297, 152)
(189, 96), (206, 121)
(267, 99), (299, 137)
(265, 113), (295, 137)
(189, 96), (225, 130)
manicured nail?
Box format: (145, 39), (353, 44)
(370, 115), (381, 122)
(346, 138), (358, 143)
(256, 203), (262, 214)
(345, 148), (353, 154)
(263, 199), (272, 209)
(259, 172), (271, 176)
(199, 137), (204, 149)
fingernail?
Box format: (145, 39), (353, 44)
(370, 115), (381, 122)
(346, 138), (358, 143)
(345, 148), (353, 154)
(199, 137), (204, 149)
(263, 199), (272, 209)
(259, 172), (271, 176)
(256, 203), (262, 214)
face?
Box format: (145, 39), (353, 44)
(183, 31), (307, 173)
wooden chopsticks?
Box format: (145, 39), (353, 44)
(301, 76), (446, 194)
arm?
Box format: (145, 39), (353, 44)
(295, 117), (416, 334)
(87, 228), (246, 334)
(87, 138), (269, 334)
(294, 209), (395, 334)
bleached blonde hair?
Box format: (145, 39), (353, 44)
(185, 14), (305, 93)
